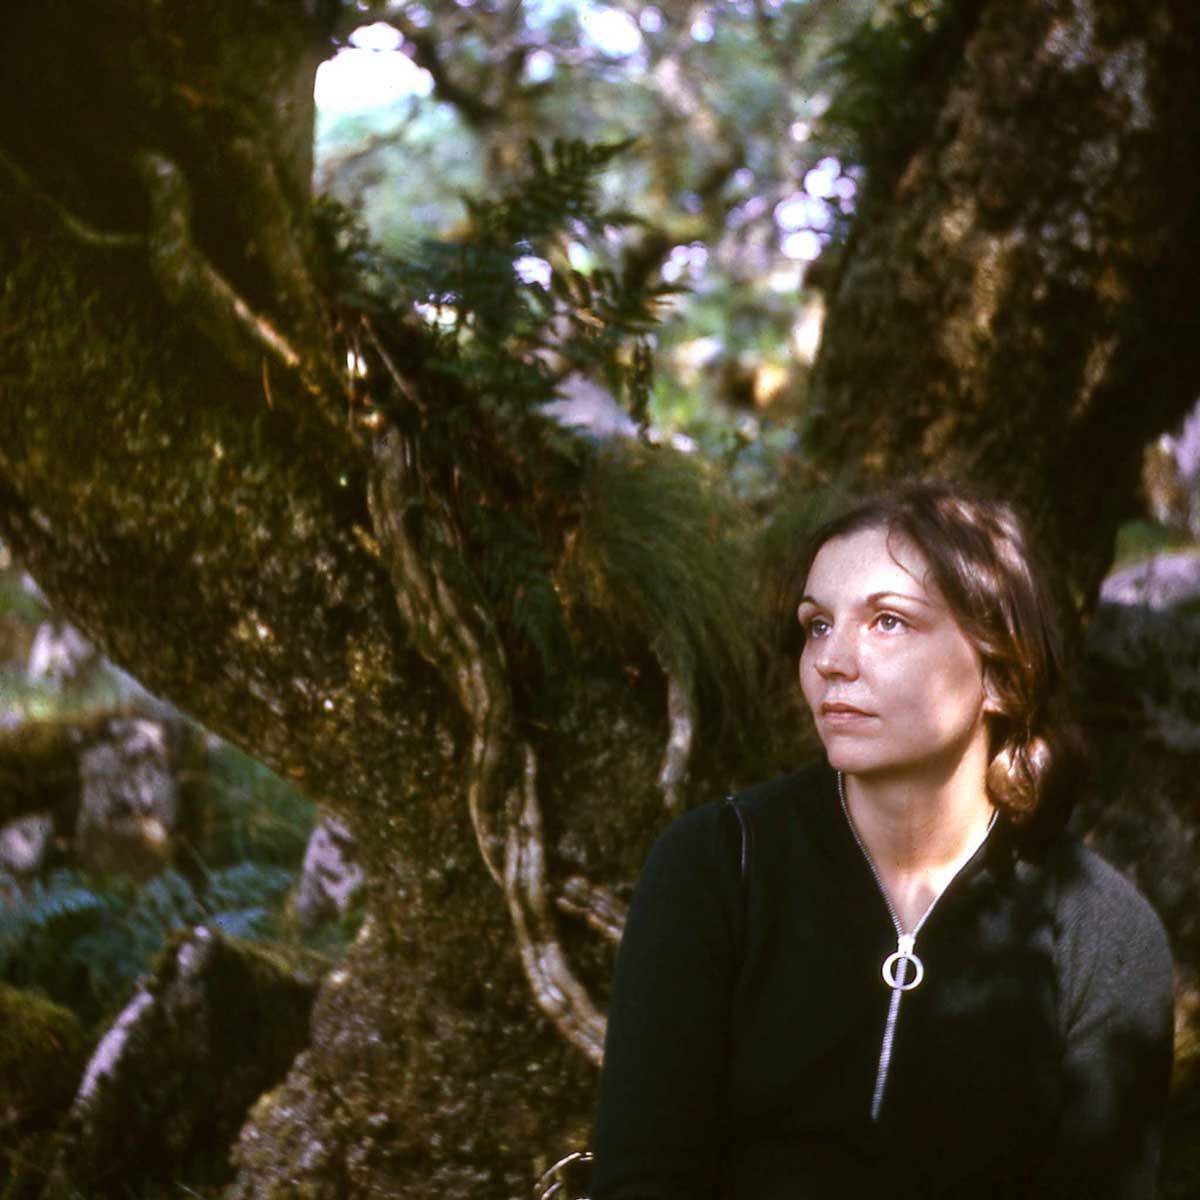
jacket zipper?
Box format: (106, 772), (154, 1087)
(836, 772), (996, 1122)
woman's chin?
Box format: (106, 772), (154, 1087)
(821, 745), (887, 775)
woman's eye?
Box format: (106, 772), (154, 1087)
(806, 617), (830, 638)
(875, 612), (906, 632)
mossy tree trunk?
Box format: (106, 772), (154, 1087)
(0, 3), (751, 1196)
(808, 0), (1200, 610)
(2, 1), (1199, 1197)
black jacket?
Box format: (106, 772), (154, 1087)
(592, 765), (1174, 1199)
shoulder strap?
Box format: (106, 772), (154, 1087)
(722, 795), (753, 966)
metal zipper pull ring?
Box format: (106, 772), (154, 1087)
(837, 770), (997, 1121)
(882, 933), (924, 991)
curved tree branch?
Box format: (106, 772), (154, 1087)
(393, 18), (500, 130)
(135, 151), (332, 400)
(0, 147), (144, 250)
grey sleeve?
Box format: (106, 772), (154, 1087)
(590, 804), (740, 1200)
(1036, 849), (1175, 1199)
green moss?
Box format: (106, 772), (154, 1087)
(566, 441), (766, 716)
(0, 717), (96, 828)
(0, 984), (88, 1198)
(1111, 520), (1200, 570)
(35, 928), (317, 1200)
(0, 982), (87, 1121)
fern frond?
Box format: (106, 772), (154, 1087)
(341, 136), (664, 434)
(204, 863), (294, 912)
(0, 857), (312, 1023)
(131, 868), (205, 933)
(207, 907), (272, 940)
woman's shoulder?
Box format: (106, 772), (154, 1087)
(728, 759), (833, 816)
(1040, 834), (1173, 981)
(1047, 836), (1163, 922)
(646, 760), (833, 875)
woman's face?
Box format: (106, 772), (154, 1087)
(797, 525), (992, 784)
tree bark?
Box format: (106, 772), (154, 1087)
(3, 1), (1199, 1196)
(807, 0), (1200, 611)
(801, 2), (1200, 1186)
(0, 4), (730, 1195)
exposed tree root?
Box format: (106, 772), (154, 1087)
(368, 428), (610, 1062)
(504, 747), (607, 1063)
(367, 430), (508, 886)
(556, 876), (626, 945)
(657, 665), (695, 814)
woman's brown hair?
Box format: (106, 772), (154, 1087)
(793, 481), (1069, 825)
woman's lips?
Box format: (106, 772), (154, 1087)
(819, 703), (874, 723)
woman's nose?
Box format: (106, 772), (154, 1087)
(812, 626), (858, 678)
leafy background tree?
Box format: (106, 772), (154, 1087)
(0, 0), (1198, 1197)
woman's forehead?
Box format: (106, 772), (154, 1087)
(803, 526), (941, 602)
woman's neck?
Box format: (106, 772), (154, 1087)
(840, 751), (995, 930)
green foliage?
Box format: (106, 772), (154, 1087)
(320, 136), (788, 727)
(471, 137), (641, 245)
(0, 981), (87, 1172)
(566, 441), (765, 712)
(0, 577), (349, 1034)
(1112, 520), (1200, 569)
(823, 0), (981, 182)
(193, 740), (314, 867)
(314, 0), (888, 478)
(0, 863), (293, 1023)
(318, 139), (710, 692)
(468, 504), (573, 681)
(359, 137), (673, 425)
(320, 118), (824, 732)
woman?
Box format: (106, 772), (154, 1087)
(591, 482), (1174, 1199)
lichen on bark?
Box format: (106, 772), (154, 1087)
(808, 0), (1200, 608)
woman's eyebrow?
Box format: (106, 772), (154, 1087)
(796, 588), (936, 609)
(797, 590), (933, 609)
(866, 590), (934, 608)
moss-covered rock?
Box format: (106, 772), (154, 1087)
(42, 925), (317, 1199)
(0, 982), (88, 1130)
(0, 983), (89, 1199)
